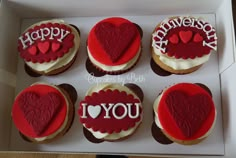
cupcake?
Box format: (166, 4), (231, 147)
(87, 17), (142, 75)
(153, 83), (216, 145)
(11, 82), (77, 143)
(151, 16), (217, 74)
(18, 19), (80, 75)
(78, 83), (143, 142)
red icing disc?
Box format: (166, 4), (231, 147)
(153, 17), (217, 59)
(157, 83), (216, 140)
(18, 23), (75, 63)
(12, 84), (67, 138)
(78, 89), (142, 133)
(88, 17), (141, 66)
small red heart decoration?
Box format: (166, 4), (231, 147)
(179, 31), (193, 44)
(52, 42), (61, 52)
(28, 46), (37, 55)
(38, 41), (50, 54)
(169, 34), (179, 44)
(18, 92), (62, 136)
(165, 90), (211, 138)
(95, 22), (137, 62)
(193, 33), (204, 43)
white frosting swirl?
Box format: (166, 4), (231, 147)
(153, 46), (211, 70)
(87, 46), (141, 72)
(84, 83), (142, 140)
(153, 88), (216, 140)
(25, 20), (80, 73)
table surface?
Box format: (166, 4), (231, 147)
(2, 1), (235, 158)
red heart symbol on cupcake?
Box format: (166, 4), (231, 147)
(18, 92), (62, 136)
(38, 41), (50, 54)
(52, 42), (61, 52)
(169, 34), (179, 44)
(165, 90), (211, 137)
(28, 46), (37, 55)
(193, 33), (204, 43)
(95, 22), (137, 62)
(179, 31), (193, 44)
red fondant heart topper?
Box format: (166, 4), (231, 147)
(78, 90), (142, 133)
(95, 22), (137, 62)
(157, 83), (215, 140)
(18, 92), (62, 136)
(165, 91), (211, 138)
(18, 23), (75, 63)
(12, 84), (67, 138)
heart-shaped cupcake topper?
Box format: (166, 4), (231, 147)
(95, 22), (137, 62)
(165, 90), (211, 138)
(18, 92), (62, 136)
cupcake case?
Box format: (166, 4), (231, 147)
(0, 0), (234, 157)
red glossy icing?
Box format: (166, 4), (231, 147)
(88, 17), (141, 66)
(194, 33), (204, 42)
(18, 92), (62, 136)
(12, 84), (67, 138)
(179, 31), (193, 44)
(157, 83), (215, 140)
(18, 23), (75, 63)
(169, 34), (179, 44)
(95, 22), (137, 62)
(78, 89), (142, 133)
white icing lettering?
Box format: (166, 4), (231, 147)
(101, 103), (113, 118)
(160, 23), (172, 33)
(153, 17), (217, 51)
(19, 26), (71, 49)
(58, 29), (70, 42)
(127, 103), (140, 119)
(183, 18), (191, 27)
(40, 27), (50, 41)
(49, 27), (60, 40)
(82, 103), (140, 120)
(19, 32), (34, 49)
(112, 103), (128, 120)
(195, 20), (204, 30)
(81, 103), (88, 118)
(153, 40), (168, 52)
(31, 30), (41, 41)
(171, 17), (183, 28)
(203, 40), (217, 51)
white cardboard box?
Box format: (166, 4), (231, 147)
(0, 0), (235, 157)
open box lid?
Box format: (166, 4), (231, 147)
(0, 0), (236, 157)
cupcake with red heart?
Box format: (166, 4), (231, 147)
(151, 16), (217, 74)
(78, 83), (143, 142)
(87, 17), (142, 75)
(18, 19), (80, 75)
(11, 82), (77, 143)
(153, 83), (216, 145)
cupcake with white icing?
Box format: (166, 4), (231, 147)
(78, 83), (143, 142)
(151, 16), (217, 74)
(18, 19), (80, 75)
